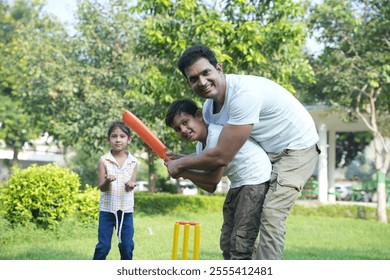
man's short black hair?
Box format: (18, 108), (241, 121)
(178, 45), (218, 79)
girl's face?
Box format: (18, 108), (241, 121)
(108, 127), (131, 152)
(171, 111), (207, 143)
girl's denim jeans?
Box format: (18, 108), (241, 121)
(93, 210), (134, 260)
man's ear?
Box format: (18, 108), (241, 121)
(216, 63), (223, 74)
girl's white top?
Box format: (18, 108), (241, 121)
(99, 151), (138, 213)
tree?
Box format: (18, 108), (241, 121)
(124, 0), (316, 191)
(336, 132), (373, 168)
(0, 0), (55, 166)
(309, 0), (390, 223)
(131, 0), (314, 93)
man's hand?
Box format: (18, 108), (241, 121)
(165, 152), (187, 160)
(164, 158), (182, 178)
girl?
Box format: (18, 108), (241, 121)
(93, 120), (138, 260)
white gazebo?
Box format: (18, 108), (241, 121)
(306, 104), (369, 203)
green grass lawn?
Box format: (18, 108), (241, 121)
(0, 212), (389, 260)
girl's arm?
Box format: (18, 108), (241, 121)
(179, 167), (225, 193)
(97, 159), (115, 192)
(125, 161), (139, 192)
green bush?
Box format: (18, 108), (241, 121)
(73, 184), (100, 223)
(2, 164), (80, 228)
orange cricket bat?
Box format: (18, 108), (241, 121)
(122, 110), (170, 161)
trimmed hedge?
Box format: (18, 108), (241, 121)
(292, 203), (390, 221)
(70, 190), (226, 222)
(135, 192), (225, 215)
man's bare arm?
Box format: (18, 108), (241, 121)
(166, 123), (253, 177)
(179, 167), (225, 193)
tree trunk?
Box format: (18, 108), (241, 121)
(376, 172), (387, 223)
(147, 149), (156, 192)
(356, 93), (388, 224)
(373, 134), (388, 224)
(12, 147), (19, 167)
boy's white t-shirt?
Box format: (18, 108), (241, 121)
(196, 124), (271, 189)
(202, 75), (319, 153)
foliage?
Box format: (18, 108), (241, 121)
(67, 144), (100, 187)
(2, 164), (80, 228)
(345, 153), (376, 182)
(51, 0), (141, 154)
(1, 0), (317, 193)
(336, 132), (373, 168)
(73, 184), (100, 224)
(307, 0), (390, 222)
(155, 176), (177, 194)
(128, 0), (315, 153)
(0, 0), (51, 164)
(308, 0), (389, 117)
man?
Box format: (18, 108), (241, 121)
(165, 45), (320, 260)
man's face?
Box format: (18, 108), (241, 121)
(184, 58), (225, 103)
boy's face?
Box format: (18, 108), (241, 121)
(184, 58), (225, 103)
(171, 111), (207, 143)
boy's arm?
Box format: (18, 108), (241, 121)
(179, 167), (225, 193)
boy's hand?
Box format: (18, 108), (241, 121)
(125, 181), (136, 192)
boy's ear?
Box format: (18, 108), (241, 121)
(195, 110), (203, 121)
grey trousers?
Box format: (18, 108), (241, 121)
(256, 144), (320, 260)
(220, 182), (269, 260)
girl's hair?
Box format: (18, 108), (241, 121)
(165, 99), (199, 127)
(107, 120), (131, 138)
(177, 45), (218, 79)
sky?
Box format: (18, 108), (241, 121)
(42, 0), (78, 23)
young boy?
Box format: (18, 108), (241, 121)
(165, 99), (271, 260)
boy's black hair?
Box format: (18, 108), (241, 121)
(177, 45), (218, 79)
(165, 99), (199, 127)
(107, 120), (131, 138)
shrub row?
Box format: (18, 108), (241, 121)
(0, 164), (388, 228)
(135, 192), (225, 215)
(292, 203), (390, 220)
